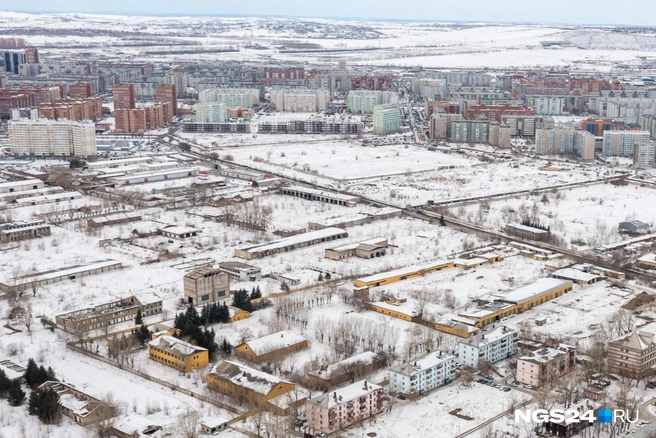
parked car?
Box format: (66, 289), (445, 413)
(503, 387), (511, 392)
(397, 394), (406, 400)
(486, 381), (494, 386)
(524, 385), (534, 390)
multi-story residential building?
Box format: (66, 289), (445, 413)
(196, 102), (227, 122)
(269, 89), (331, 112)
(525, 95), (570, 116)
(148, 335), (209, 373)
(347, 90), (398, 114)
(9, 119), (97, 157)
(155, 84), (177, 119)
(198, 88), (259, 107)
(534, 128), (596, 161)
(516, 344), (576, 387)
(502, 115), (551, 137)
(114, 103), (169, 133)
(580, 118), (614, 136)
(206, 360), (296, 414)
(451, 120), (491, 143)
(388, 351), (456, 395)
(306, 380), (384, 434)
(425, 100), (460, 117)
(235, 331), (308, 364)
(3, 50), (27, 74)
(602, 130), (651, 157)
(464, 104), (534, 122)
(429, 113), (463, 140)
(183, 267), (230, 305)
(112, 84), (136, 109)
(634, 143), (656, 169)
(458, 325), (519, 368)
(608, 322), (656, 379)
(412, 78), (447, 100)
(372, 104), (402, 135)
(38, 97), (103, 121)
(55, 293), (162, 333)
(69, 82), (93, 99)
(350, 75), (393, 91)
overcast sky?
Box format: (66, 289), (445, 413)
(1, 0), (654, 26)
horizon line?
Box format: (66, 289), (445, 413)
(0, 8), (654, 28)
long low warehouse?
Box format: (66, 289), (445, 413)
(235, 227), (348, 260)
(110, 168), (198, 186)
(354, 260), (454, 288)
(280, 185), (359, 207)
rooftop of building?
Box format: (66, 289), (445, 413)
(241, 330), (307, 357)
(388, 351), (455, 377)
(307, 380), (381, 409)
(148, 335), (207, 356)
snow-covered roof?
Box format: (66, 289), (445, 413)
(453, 257), (488, 267)
(611, 322), (656, 351)
(551, 268), (601, 283)
(308, 380), (381, 409)
(14, 191), (82, 204)
(148, 336), (207, 356)
(283, 185), (359, 202)
(209, 360), (290, 396)
(388, 351), (455, 377)
(328, 237), (387, 253)
(159, 225), (200, 235)
(243, 330), (307, 357)
(112, 415), (162, 436)
(463, 325), (518, 347)
(491, 278), (573, 305)
(9, 260), (122, 285)
(0, 360), (26, 380)
(137, 292), (162, 305)
(201, 416), (230, 428)
(638, 253), (656, 263)
(356, 259), (451, 284)
(238, 228), (347, 255)
(312, 351), (383, 380)
(507, 222), (548, 234)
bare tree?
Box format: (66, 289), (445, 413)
(313, 315), (330, 343)
(22, 302), (33, 333)
(174, 409), (200, 438)
(412, 289), (430, 320)
(554, 371), (585, 408)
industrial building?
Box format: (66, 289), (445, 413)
(280, 185), (358, 207)
(235, 228), (348, 260)
(354, 260), (454, 289)
(308, 351), (387, 391)
(325, 238), (388, 260)
(218, 261), (262, 282)
(235, 330), (309, 364)
(110, 168), (198, 186)
(0, 219), (51, 243)
(183, 267), (230, 305)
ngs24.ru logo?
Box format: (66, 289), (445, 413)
(515, 408), (638, 424)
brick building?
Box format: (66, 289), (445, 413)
(112, 84), (136, 109)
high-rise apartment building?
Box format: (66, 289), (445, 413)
(269, 89), (331, 112)
(196, 102), (228, 123)
(634, 143), (656, 169)
(198, 88), (258, 107)
(372, 104), (402, 135)
(69, 83), (93, 100)
(155, 84), (177, 120)
(38, 97), (103, 121)
(602, 130), (651, 157)
(451, 120), (491, 144)
(536, 128), (596, 161)
(114, 103), (168, 133)
(347, 90), (398, 114)
(9, 120), (96, 157)
(112, 84), (136, 110)
(3, 50), (27, 74)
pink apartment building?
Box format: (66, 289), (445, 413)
(306, 380), (383, 434)
(516, 344), (576, 387)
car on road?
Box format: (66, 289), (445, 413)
(503, 387), (511, 392)
(476, 379), (486, 384)
(509, 381), (519, 387)
(486, 381), (494, 386)
(523, 385), (534, 390)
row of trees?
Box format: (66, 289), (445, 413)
(174, 306), (219, 359)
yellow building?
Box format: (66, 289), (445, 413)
(147, 336), (209, 373)
(459, 278), (574, 327)
(206, 360), (296, 415)
(354, 260), (454, 288)
(228, 306), (249, 323)
(365, 299), (416, 322)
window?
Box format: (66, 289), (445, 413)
(201, 294), (210, 302)
(217, 290), (226, 297)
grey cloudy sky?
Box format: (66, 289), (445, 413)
(0, 0), (654, 26)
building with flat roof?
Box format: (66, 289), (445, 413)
(306, 380), (383, 434)
(0, 219), (51, 243)
(325, 238), (388, 260)
(183, 267), (230, 305)
(373, 104), (402, 135)
(280, 185), (358, 207)
(388, 351), (456, 395)
(603, 131), (650, 157)
(112, 84), (136, 110)
(148, 335), (208, 373)
(235, 330), (309, 364)
(9, 119), (97, 157)
(218, 261), (262, 282)
(308, 351), (387, 391)
(235, 228), (348, 260)
(458, 325), (518, 368)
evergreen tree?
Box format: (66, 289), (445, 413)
(0, 370), (10, 398)
(220, 338), (232, 355)
(135, 309), (143, 326)
(231, 289), (253, 312)
(318, 273), (324, 282)
(24, 358), (38, 388)
(249, 287), (262, 300)
(439, 214), (446, 226)
(46, 367), (56, 382)
(33, 366), (49, 388)
(280, 281), (290, 292)
(325, 272), (332, 280)
(28, 389), (39, 415)
(218, 302), (230, 323)
(38, 388), (62, 424)
(8, 379), (25, 406)
(132, 325), (151, 347)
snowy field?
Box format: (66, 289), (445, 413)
(449, 182), (656, 249)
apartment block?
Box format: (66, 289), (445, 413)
(458, 325), (518, 368)
(451, 120), (490, 143)
(516, 344), (576, 387)
(306, 380), (383, 434)
(112, 84), (136, 109)
(429, 113), (463, 140)
(634, 143), (656, 169)
(196, 102), (227, 122)
(347, 90), (398, 114)
(534, 128), (596, 161)
(38, 97), (103, 121)
(608, 322), (656, 379)
(183, 267), (230, 305)
(502, 115), (551, 137)
(388, 351), (456, 395)
(114, 103), (169, 133)
(602, 130), (650, 157)
(464, 104), (534, 122)
(372, 104), (402, 135)
(198, 88), (258, 107)
(69, 82), (93, 99)
(155, 83), (177, 119)
(269, 89), (331, 112)
(9, 119), (97, 157)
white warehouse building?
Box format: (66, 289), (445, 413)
(388, 351), (456, 396)
(458, 325), (519, 368)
